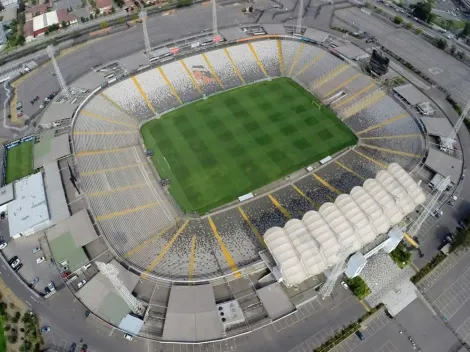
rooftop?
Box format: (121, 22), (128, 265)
(421, 117), (454, 137)
(40, 102), (78, 125)
(45, 209), (98, 247)
(393, 84), (429, 106)
(425, 148), (463, 184)
(0, 7), (17, 23)
(43, 162), (70, 225)
(34, 132), (71, 169)
(95, 0), (113, 9)
(0, 184), (14, 206)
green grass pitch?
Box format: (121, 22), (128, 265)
(141, 78), (357, 214)
(5, 141), (34, 184)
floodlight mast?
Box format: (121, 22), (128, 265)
(296, 0), (304, 34)
(140, 7), (152, 59)
(96, 261), (145, 315)
(212, 0), (218, 40)
(319, 247), (348, 298)
(47, 45), (71, 100)
(447, 102), (470, 142)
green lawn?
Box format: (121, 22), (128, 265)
(141, 78), (357, 213)
(5, 141), (34, 184)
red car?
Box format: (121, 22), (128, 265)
(61, 271), (71, 279)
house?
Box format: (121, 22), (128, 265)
(25, 3), (50, 22)
(31, 9), (77, 38)
(23, 20), (33, 42)
(0, 7), (17, 26)
(95, 0), (113, 14)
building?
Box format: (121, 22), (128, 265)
(95, 0), (113, 14)
(0, 7), (17, 26)
(31, 9), (77, 38)
(0, 0), (18, 9)
(369, 49), (390, 76)
(25, 3), (50, 22)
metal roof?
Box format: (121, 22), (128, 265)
(118, 314), (144, 335)
(34, 133), (71, 169)
(45, 209), (97, 247)
(425, 148), (463, 184)
(0, 184), (14, 206)
(43, 162), (70, 225)
(393, 84), (428, 106)
(421, 117), (454, 137)
(264, 163), (426, 286)
(256, 282), (295, 320)
(40, 102), (78, 125)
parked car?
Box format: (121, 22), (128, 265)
(356, 330), (365, 340)
(36, 257), (45, 264)
(81, 344), (88, 352)
(0, 241), (7, 250)
(14, 263), (23, 272)
(11, 258), (21, 269)
(8, 256), (18, 265)
(340, 281), (349, 289)
(68, 342), (77, 352)
(32, 246), (41, 254)
(48, 282), (55, 291)
(29, 277), (39, 288)
(61, 271), (71, 279)
(16, 102), (22, 109)
(77, 280), (87, 289)
(40, 326), (51, 332)
(124, 334), (133, 341)
(44, 287), (51, 294)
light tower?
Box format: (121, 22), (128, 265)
(96, 261), (145, 315)
(212, 0), (218, 40)
(47, 45), (70, 100)
(319, 247), (348, 298)
(296, 0), (304, 34)
(447, 102), (470, 142)
(140, 7), (152, 58)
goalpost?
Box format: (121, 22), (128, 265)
(311, 99), (322, 110)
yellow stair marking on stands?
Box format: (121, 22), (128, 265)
(143, 220), (190, 277)
(342, 90), (387, 120)
(96, 202), (159, 221)
(335, 161), (366, 181)
(333, 83), (375, 108)
(312, 174), (342, 195)
(80, 110), (137, 128)
(202, 53), (224, 89)
(268, 194), (291, 219)
(352, 149), (387, 169)
(188, 236), (197, 280)
(288, 42), (305, 76)
(158, 67), (183, 104)
(277, 39), (284, 75)
(311, 62), (348, 87)
(292, 185), (319, 210)
(80, 163), (140, 177)
(124, 223), (176, 258)
(360, 144), (421, 158)
(357, 113), (408, 135)
(87, 183), (147, 197)
(76, 147), (129, 157)
(180, 60), (203, 95)
(100, 93), (135, 118)
(238, 207), (266, 248)
(131, 76), (156, 114)
(360, 300), (371, 312)
(208, 217), (241, 278)
(404, 233), (419, 248)
(361, 133), (421, 140)
(247, 43), (268, 77)
(324, 73), (361, 98)
(73, 130), (138, 135)
(223, 48), (246, 84)
(295, 52), (326, 78)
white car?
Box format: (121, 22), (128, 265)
(341, 281), (349, 289)
(36, 257), (45, 264)
(77, 280), (87, 289)
(124, 334), (133, 341)
(32, 246), (41, 254)
(0, 241), (7, 250)
(11, 259), (20, 268)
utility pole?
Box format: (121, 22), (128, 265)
(47, 45), (70, 100)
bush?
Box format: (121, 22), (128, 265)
(435, 38), (448, 50)
(394, 16), (403, 24)
(100, 21), (109, 29)
(411, 252), (446, 283)
(390, 243), (411, 268)
(346, 277), (371, 300)
(446, 96), (462, 115)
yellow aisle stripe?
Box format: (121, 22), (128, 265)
(158, 67), (183, 104)
(361, 133), (421, 140)
(238, 207), (266, 248)
(131, 76), (156, 114)
(313, 174), (342, 195)
(96, 202), (158, 221)
(223, 48), (246, 84)
(124, 223), (176, 258)
(180, 60), (203, 95)
(295, 52), (326, 78)
(342, 90), (387, 120)
(100, 93), (135, 118)
(247, 43), (268, 77)
(324, 73), (361, 98)
(288, 43), (305, 76)
(76, 147), (129, 157)
(360, 144), (421, 158)
(335, 160), (366, 181)
(360, 300), (371, 312)
(268, 194), (291, 219)
(202, 53), (224, 89)
(352, 149), (387, 169)
(73, 130), (138, 135)
(277, 39), (284, 75)
(292, 185), (319, 210)
(188, 236), (197, 280)
(81, 110), (137, 128)
(311, 62), (348, 88)
(87, 183), (147, 197)
(81, 163), (139, 177)
(208, 217), (241, 278)
(333, 83), (375, 108)
(143, 220), (190, 277)
(357, 113), (408, 135)
(404, 233), (419, 248)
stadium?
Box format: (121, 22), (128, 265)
(71, 37), (427, 283)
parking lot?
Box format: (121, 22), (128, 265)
(272, 298), (324, 332)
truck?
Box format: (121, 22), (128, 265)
(440, 242), (452, 255)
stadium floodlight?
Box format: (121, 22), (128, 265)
(212, 0), (219, 41)
(96, 261), (145, 315)
(296, 0), (304, 34)
(319, 247), (348, 298)
(140, 7), (152, 59)
(447, 102), (470, 143)
(46, 45), (71, 100)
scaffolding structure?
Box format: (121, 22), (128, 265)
(447, 102), (470, 142)
(140, 8), (152, 58)
(96, 261), (145, 315)
(47, 45), (71, 100)
(319, 247), (349, 298)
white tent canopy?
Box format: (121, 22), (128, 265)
(264, 163), (426, 287)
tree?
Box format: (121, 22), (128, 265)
(457, 51), (466, 60)
(61, 20), (67, 28)
(346, 277), (370, 300)
(111, 6), (115, 13)
(80, 16), (85, 22)
(365, 1), (372, 8)
(460, 22), (470, 38)
(90, 14), (94, 20)
(411, 1), (433, 23)
(435, 38), (448, 50)
(450, 44), (457, 55)
(99, 21), (109, 28)
(18, 0), (25, 12)
(95, 8), (99, 15)
(117, 17), (124, 23)
(0, 2), (4, 11)
(394, 16), (403, 24)
(454, 227), (470, 248)
(406, 22), (413, 30)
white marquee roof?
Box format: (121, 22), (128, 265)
(264, 163), (426, 287)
